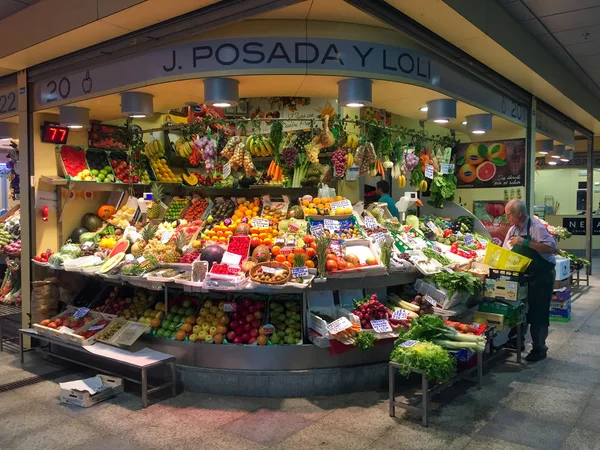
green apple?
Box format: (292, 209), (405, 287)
(193, 325), (202, 335)
(201, 323), (210, 331)
(189, 334), (198, 342)
(209, 326), (217, 336)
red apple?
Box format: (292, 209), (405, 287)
(230, 320), (239, 330)
(255, 301), (265, 310)
(242, 299), (252, 308)
(235, 326), (244, 335)
(226, 331), (236, 341)
(233, 337), (243, 344)
(248, 305), (257, 313)
(243, 323), (251, 332)
(248, 337), (257, 344)
(241, 333), (250, 343)
(251, 319), (262, 329)
(250, 329), (259, 338)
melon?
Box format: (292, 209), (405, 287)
(200, 245), (225, 269)
(70, 227), (89, 243)
(82, 213), (102, 231)
(476, 161), (496, 182)
(234, 223), (251, 236)
(252, 244), (270, 263)
(99, 252), (125, 274)
(287, 205), (304, 219)
(109, 239), (130, 258)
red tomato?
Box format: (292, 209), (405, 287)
(305, 248), (316, 259)
(326, 259), (338, 272)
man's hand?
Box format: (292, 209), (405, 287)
(508, 236), (524, 247)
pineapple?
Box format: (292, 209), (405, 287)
(142, 223), (157, 242)
(148, 183), (163, 219)
(174, 231), (188, 254)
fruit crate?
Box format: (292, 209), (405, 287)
(33, 306), (102, 341)
(89, 123), (127, 150)
(163, 197), (190, 221)
(85, 149), (116, 183)
(326, 239), (386, 279)
(414, 278), (470, 310)
(307, 216), (366, 240)
(94, 317), (150, 348)
(56, 146), (91, 180)
(60, 315), (114, 346)
(478, 300), (524, 320)
(266, 295), (303, 345)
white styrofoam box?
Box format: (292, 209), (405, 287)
(338, 289), (364, 309)
(59, 374), (123, 408)
(414, 278), (470, 309)
(555, 257), (571, 281)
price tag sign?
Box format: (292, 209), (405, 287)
(251, 217), (270, 229)
(440, 163), (455, 175)
(464, 234), (475, 246)
(88, 323), (107, 332)
(161, 232), (173, 244)
(223, 161), (231, 179)
(392, 309), (409, 320)
(291, 266), (309, 278)
(221, 251), (242, 265)
(279, 246), (293, 256)
(262, 266), (284, 275)
(136, 256), (146, 264)
(311, 224), (325, 237)
(370, 319), (392, 333)
(288, 221), (301, 232)
(372, 232), (386, 243)
(425, 164), (434, 179)
(329, 239), (344, 257)
(456, 231), (463, 237)
(223, 302), (236, 312)
(364, 216), (378, 229)
(471, 323), (481, 331)
(425, 295), (437, 307)
(330, 199), (352, 212)
(399, 339), (419, 348)
(425, 221), (438, 232)
(477, 237), (488, 248)
(73, 307), (89, 319)
(326, 317), (352, 335)
(324, 219), (340, 232)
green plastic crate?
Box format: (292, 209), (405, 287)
(478, 300), (523, 319)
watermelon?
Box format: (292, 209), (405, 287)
(109, 239), (130, 258)
(82, 213), (102, 231)
(99, 252), (125, 274)
(70, 227), (89, 243)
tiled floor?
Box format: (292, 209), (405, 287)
(1, 276), (600, 449)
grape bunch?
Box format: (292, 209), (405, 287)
(216, 131), (227, 154)
(305, 143), (320, 165)
(282, 147), (299, 169)
(195, 136), (217, 170)
(331, 149), (347, 177)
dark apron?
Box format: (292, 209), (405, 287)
(510, 219), (555, 327)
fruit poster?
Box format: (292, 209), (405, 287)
(246, 98), (337, 133)
(473, 201), (511, 245)
(455, 139), (525, 188)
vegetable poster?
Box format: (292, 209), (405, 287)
(455, 139), (525, 188)
(473, 201), (511, 246)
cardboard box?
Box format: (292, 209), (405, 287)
(550, 299), (571, 322)
(59, 374), (123, 408)
(484, 278), (527, 302)
(554, 278), (571, 289)
(555, 257), (571, 281)
(473, 311), (505, 331)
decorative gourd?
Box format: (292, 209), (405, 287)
(97, 205), (116, 220)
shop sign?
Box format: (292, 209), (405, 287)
(0, 82), (18, 120)
(455, 139), (525, 188)
(32, 36), (527, 126)
(536, 152), (600, 169)
(562, 217), (600, 236)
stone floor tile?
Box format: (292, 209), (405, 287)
(478, 409), (571, 450)
(577, 405), (600, 433)
(271, 422), (374, 450)
(0, 400), (58, 448)
(587, 384), (600, 407)
(461, 436), (536, 450)
(367, 420), (471, 450)
(261, 396), (335, 421)
(565, 428), (600, 450)
(71, 435), (143, 450)
(8, 415), (102, 450)
(318, 403), (399, 439)
(220, 408), (313, 447)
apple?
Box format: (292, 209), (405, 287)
(249, 305), (257, 313)
(201, 323), (210, 331)
(250, 329), (259, 338)
(248, 337), (257, 344)
(233, 337), (242, 344)
(226, 331), (236, 341)
(209, 326), (217, 336)
(246, 314), (254, 323)
(230, 320), (239, 330)
(243, 323), (251, 332)
(198, 330), (208, 339)
(241, 333), (250, 343)
(365, 257), (377, 266)
(189, 334), (198, 342)
(235, 326), (244, 335)
(231, 312), (240, 321)
(205, 334), (213, 341)
(251, 319), (262, 329)
(255, 301), (265, 310)
(193, 325), (202, 335)
(242, 299), (252, 308)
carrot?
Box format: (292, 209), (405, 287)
(268, 160), (275, 177)
(275, 164), (281, 181)
(378, 160), (386, 180)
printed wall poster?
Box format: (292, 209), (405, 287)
(473, 201), (512, 245)
(455, 139), (525, 188)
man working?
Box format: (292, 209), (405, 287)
(375, 180), (399, 218)
(503, 199), (557, 362)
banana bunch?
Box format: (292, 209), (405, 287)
(174, 138), (194, 158)
(397, 175), (407, 188)
(391, 163), (406, 188)
(246, 135), (274, 157)
(344, 133), (359, 150)
(345, 152), (354, 169)
(145, 140), (165, 160)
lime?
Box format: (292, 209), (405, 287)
(91, 169), (99, 176)
(97, 174), (105, 182)
(103, 166), (112, 172)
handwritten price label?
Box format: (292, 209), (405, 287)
(370, 319), (392, 333)
(311, 224), (325, 237)
(262, 266), (285, 275)
(364, 216), (378, 229)
(477, 237), (488, 248)
(425, 221), (438, 232)
(161, 232), (173, 244)
(251, 217), (270, 229)
(73, 307), (89, 319)
(372, 232), (386, 243)
(464, 234), (475, 246)
(291, 266), (309, 278)
(223, 161), (231, 179)
(392, 309), (409, 320)
(88, 324), (107, 332)
(399, 339), (419, 348)
(221, 251), (242, 265)
(425, 164), (434, 179)
(425, 295), (437, 306)
(326, 317), (353, 335)
(288, 221), (301, 232)
(324, 219), (340, 232)
(440, 163), (455, 175)
(330, 199), (352, 212)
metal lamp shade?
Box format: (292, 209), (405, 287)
(0, 122), (17, 140)
(552, 144), (565, 159)
(538, 139), (553, 155)
(121, 92), (154, 118)
(426, 99), (456, 123)
(561, 148), (574, 162)
(203, 78), (239, 107)
(465, 114), (492, 134)
(338, 78), (372, 107)
(59, 106), (89, 129)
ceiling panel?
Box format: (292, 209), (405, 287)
(502, 1), (535, 21)
(538, 6), (600, 33)
(552, 23), (600, 46)
(519, 18), (549, 35)
(523, 0), (600, 17)
(565, 40), (600, 57)
(0, 1), (29, 20)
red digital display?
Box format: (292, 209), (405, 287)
(41, 122), (69, 144)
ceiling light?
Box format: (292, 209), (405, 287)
(461, 121), (467, 125)
(564, 148), (574, 160)
(552, 144), (565, 159)
(427, 99), (457, 123)
(465, 114), (492, 134)
(419, 106), (428, 112)
(0, 122), (17, 140)
(338, 78), (372, 108)
(59, 106), (89, 129)
(121, 92), (154, 118)
(548, 161), (558, 165)
(204, 78), (239, 107)
(538, 139), (553, 155)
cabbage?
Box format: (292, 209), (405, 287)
(405, 215), (420, 229)
(48, 253), (76, 267)
(79, 233), (96, 243)
(59, 243), (82, 258)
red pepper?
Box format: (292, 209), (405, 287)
(443, 229), (453, 238)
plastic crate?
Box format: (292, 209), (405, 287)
(478, 300), (523, 319)
(488, 268), (532, 281)
(484, 243), (532, 272)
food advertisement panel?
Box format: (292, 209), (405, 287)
(473, 201), (511, 246)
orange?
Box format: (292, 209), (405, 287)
(287, 253), (295, 264)
(224, 231), (233, 237)
(293, 247), (305, 254)
(239, 206), (247, 213)
(306, 248), (316, 258)
(305, 260), (315, 268)
(271, 245), (281, 256)
(275, 254), (286, 263)
(253, 198), (260, 207)
(262, 238), (273, 247)
(259, 232), (267, 240)
(314, 198), (321, 205)
(216, 231), (224, 237)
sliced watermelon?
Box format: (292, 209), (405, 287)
(99, 252), (125, 274)
(109, 239), (130, 258)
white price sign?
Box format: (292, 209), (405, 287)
(323, 219), (340, 232)
(330, 199), (352, 212)
(161, 232), (173, 244)
(223, 161), (231, 179)
(399, 339), (419, 348)
(262, 266), (284, 275)
(221, 251), (242, 265)
(291, 266), (309, 278)
(73, 307), (89, 319)
(326, 317), (353, 335)
(425, 295), (437, 306)
(223, 302), (236, 312)
(311, 224), (325, 237)
(372, 232), (386, 243)
(364, 216), (378, 229)
(464, 234), (475, 246)
(477, 237), (488, 248)
(251, 217), (270, 229)
(440, 163), (455, 175)
(288, 221), (301, 232)
(392, 309), (409, 320)
(425, 221), (438, 232)
(370, 319), (392, 333)
(424, 164), (434, 179)
(88, 324), (107, 332)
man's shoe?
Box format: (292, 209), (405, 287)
(525, 351), (547, 362)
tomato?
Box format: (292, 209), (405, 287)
(326, 259), (338, 272)
(305, 260), (315, 269)
(337, 259), (348, 270)
(275, 254), (286, 263)
(251, 237), (261, 248)
(293, 247), (305, 254)
(304, 236), (314, 244)
(287, 253), (295, 264)
(310, 242), (317, 251)
(305, 248), (316, 259)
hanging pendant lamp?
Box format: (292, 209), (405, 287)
(538, 139), (553, 155)
(121, 92), (154, 118)
(203, 78), (239, 107)
(427, 99), (456, 123)
(338, 78), (372, 108)
(552, 144), (565, 159)
(465, 114), (492, 134)
(59, 106), (89, 129)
